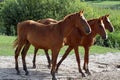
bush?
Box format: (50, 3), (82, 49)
(1, 0), (120, 49)
(95, 32), (120, 50)
(1, 0), (93, 35)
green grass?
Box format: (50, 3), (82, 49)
(87, 1), (120, 9)
(0, 35), (120, 56)
(85, 1), (120, 49)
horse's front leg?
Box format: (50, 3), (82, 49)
(21, 42), (30, 75)
(51, 48), (60, 80)
(83, 46), (91, 75)
(56, 46), (73, 72)
(33, 48), (38, 68)
(44, 49), (51, 68)
(74, 46), (85, 77)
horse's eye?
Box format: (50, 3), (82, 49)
(106, 20), (110, 23)
(79, 16), (82, 19)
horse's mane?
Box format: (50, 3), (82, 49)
(88, 18), (98, 23)
(63, 12), (77, 20)
(87, 18), (100, 25)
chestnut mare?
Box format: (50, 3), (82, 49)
(56, 17), (107, 75)
(35, 17), (106, 77)
(32, 18), (58, 68)
(14, 11), (91, 80)
(101, 15), (114, 32)
(56, 15), (114, 75)
(32, 15), (114, 77)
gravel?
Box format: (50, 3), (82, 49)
(0, 52), (120, 80)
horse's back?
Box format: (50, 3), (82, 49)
(37, 18), (58, 25)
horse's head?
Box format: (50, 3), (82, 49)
(101, 14), (114, 32)
(96, 17), (108, 39)
(73, 10), (91, 35)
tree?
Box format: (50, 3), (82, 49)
(1, 0), (93, 35)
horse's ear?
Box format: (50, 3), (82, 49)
(101, 16), (104, 20)
(79, 10), (84, 16)
(81, 10), (84, 13)
(99, 17), (103, 21)
(79, 10), (84, 13)
(82, 10), (84, 13)
(106, 14), (109, 17)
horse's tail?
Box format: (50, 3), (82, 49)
(13, 38), (18, 48)
(13, 22), (22, 48)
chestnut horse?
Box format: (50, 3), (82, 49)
(56, 15), (114, 75)
(101, 15), (114, 32)
(14, 11), (91, 80)
(32, 15), (114, 74)
(32, 18), (58, 68)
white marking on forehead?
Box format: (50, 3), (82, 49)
(80, 13), (86, 21)
(101, 20), (105, 28)
(107, 17), (110, 22)
(101, 20), (107, 39)
(82, 16), (86, 20)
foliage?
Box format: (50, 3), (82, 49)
(96, 32), (120, 50)
(82, 0), (119, 2)
(87, 1), (120, 49)
(0, 0), (120, 49)
(1, 0), (93, 35)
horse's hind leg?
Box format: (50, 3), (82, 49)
(15, 44), (23, 75)
(21, 42), (30, 75)
(33, 48), (38, 68)
(44, 49), (51, 68)
(74, 46), (85, 77)
(83, 47), (91, 75)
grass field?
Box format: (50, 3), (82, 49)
(84, 1), (120, 50)
(0, 35), (120, 56)
(87, 1), (120, 9)
(0, 1), (120, 56)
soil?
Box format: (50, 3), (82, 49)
(0, 52), (120, 80)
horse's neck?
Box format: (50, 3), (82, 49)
(57, 19), (74, 38)
(88, 19), (98, 38)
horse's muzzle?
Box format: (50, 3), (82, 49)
(110, 28), (114, 32)
(102, 35), (108, 40)
(85, 27), (91, 34)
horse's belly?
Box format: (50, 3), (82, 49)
(27, 33), (63, 49)
(31, 40), (51, 49)
(27, 37), (50, 49)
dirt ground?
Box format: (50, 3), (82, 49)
(0, 52), (120, 80)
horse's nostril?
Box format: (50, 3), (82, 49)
(102, 35), (108, 40)
(86, 28), (91, 34)
(110, 29), (114, 32)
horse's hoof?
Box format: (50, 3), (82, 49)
(52, 77), (57, 80)
(48, 65), (51, 69)
(86, 71), (91, 76)
(16, 71), (20, 75)
(82, 73), (86, 77)
(33, 64), (36, 68)
(33, 66), (36, 69)
(25, 71), (29, 75)
(55, 71), (58, 73)
(17, 72), (20, 75)
(55, 69), (58, 73)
